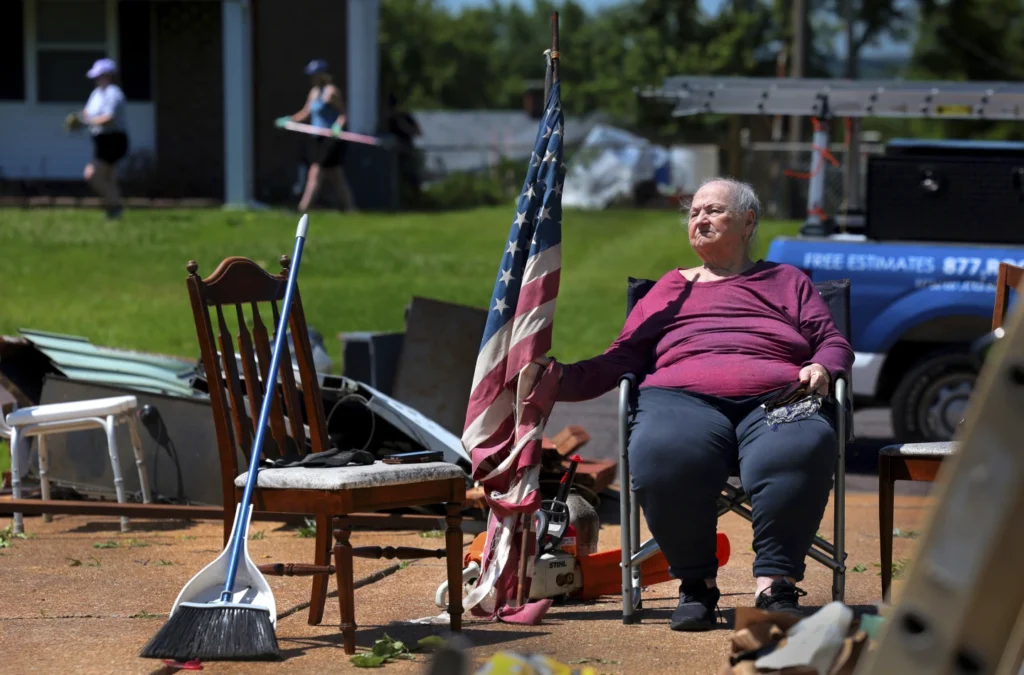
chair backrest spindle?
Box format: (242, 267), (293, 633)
(186, 256), (329, 507)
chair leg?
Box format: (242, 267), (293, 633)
(445, 502), (463, 632)
(38, 436), (52, 523)
(103, 416), (130, 533)
(126, 415), (153, 504)
(333, 517), (357, 655)
(619, 417), (635, 623)
(879, 455), (895, 602)
(619, 378), (640, 624)
(630, 483), (643, 611)
(832, 428), (847, 603)
(307, 513), (333, 626)
(9, 427), (24, 534)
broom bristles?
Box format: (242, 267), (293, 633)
(139, 603), (279, 661)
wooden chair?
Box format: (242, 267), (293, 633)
(185, 255), (466, 654)
(878, 261), (1023, 600)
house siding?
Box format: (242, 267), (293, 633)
(251, 0), (348, 203)
(152, 1), (224, 199)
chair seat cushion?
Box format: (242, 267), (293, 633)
(879, 441), (959, 458)
(235, 460), (466, 491)
(6, 395), (137, 426)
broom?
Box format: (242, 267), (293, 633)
(139, 213), (311, 662)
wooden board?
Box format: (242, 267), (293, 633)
(859, 299), (1024, 674)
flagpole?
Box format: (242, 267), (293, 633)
(515, 10), (560, 610)
(550, 11), (560, 85)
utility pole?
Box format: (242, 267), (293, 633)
(788, 0), (810, 218)
(843, 0), (863, 216)
(788, 0), (808, 143)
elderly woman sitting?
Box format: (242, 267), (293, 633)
(537, 178), (853, 631)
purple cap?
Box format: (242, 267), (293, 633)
(86, 58), (117, 79)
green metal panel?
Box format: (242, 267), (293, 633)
(17, 329), (199, 398)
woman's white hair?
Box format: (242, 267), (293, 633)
(681, 176), (762, 252)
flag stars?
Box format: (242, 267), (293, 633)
(525, 184), (536, 200)
(499, 268), (515, 285)
(493, 297), (509, 314)
(506, 239), (520, 256)
(514, 210), (528, 227)
(553, 182), (563, 196)
(538, 206), (551, 222)
(542, 149), (557, 163)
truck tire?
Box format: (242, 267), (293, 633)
(890, 349), (976, 443)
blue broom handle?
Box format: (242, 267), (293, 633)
(221, 214), (309, 602)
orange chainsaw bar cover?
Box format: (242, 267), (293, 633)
(463, 531), (730, 601)
(575, 532), (730, 600)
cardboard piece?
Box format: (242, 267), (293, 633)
(720, 605), (874, 675)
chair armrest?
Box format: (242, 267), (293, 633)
(832, 373), (848, 402)
(831, 374), (855, 443)
(617, 374), (638, 420)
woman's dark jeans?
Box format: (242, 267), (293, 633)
(627, 386), (837, 582)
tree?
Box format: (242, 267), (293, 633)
(813, 0), (914, 78)
(379, 0), (505, 109)
(903, 0), (1024, 140)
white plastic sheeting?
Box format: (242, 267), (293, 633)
(561, 123), (719, 210)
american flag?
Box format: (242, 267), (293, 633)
(460, 79), (566, 624)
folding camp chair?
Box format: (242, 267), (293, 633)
(617, 276), (854, 624)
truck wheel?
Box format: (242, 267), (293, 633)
(890, 350), (976, 443)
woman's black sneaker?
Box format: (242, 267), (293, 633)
(754, 579), (807, 617)
(669, 579), (721, 631)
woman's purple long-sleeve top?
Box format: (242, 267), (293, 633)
(556, 261), (855, 402)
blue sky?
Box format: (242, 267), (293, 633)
(438, 0), (911, 56)
(440, 0), (728, 16)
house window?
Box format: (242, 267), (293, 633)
(35, 0), (109, 103)
(23, 0), (153, 104)
(0, 1), (26, 100)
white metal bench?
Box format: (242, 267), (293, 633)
(2, 395), (152, 533)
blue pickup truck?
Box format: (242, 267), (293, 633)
(767, 236), (1022, 442)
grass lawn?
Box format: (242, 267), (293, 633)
(0, 206), (799, 367)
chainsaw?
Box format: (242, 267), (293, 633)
(436, 456), (731, 608)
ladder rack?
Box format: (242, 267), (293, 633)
(639, 76), (1024, 121)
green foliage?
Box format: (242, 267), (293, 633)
(377, 0), (1024, 146)
(0, 524), (28, 549)
(351, 634), (415, 667)
(902, 0), (1024, 141)
(412, 157), (525, 211)
(296, 518), (317, 539)
(874, 558), (912, 580)
(416, 636), (447, 651)
(379, 0), (781, 139)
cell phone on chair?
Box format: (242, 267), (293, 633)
(382, 450), (444, 464)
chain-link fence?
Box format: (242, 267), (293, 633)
(740, 140), (886, 220)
